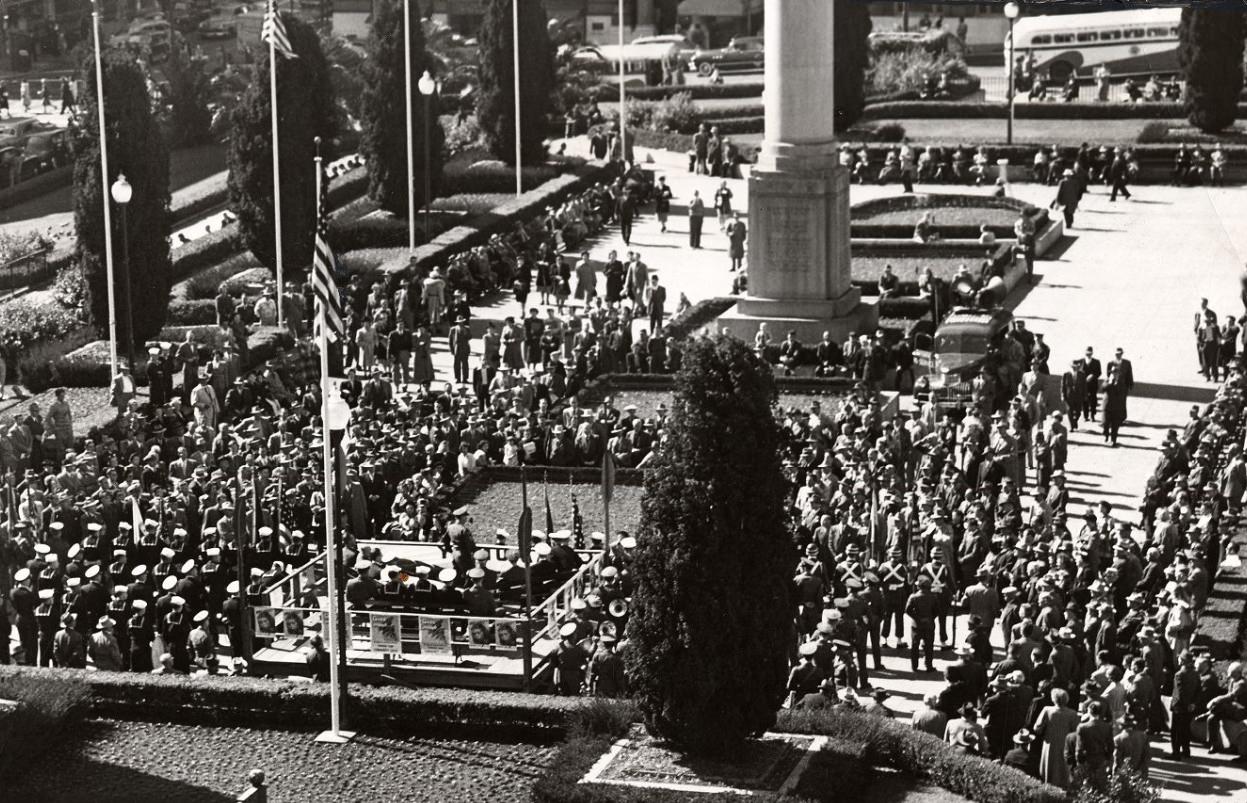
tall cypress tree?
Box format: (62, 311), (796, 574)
(359, 0), (446, 217)
(1178, 7), (1246, 133)
(476, 0), (555, 165)
(72, 49), (171, 354)
(227, 13), (337, 279)
(834, 0), (873, 133)
(625, 334), (796, 757)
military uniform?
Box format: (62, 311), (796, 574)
(877, 552), (910, 647)
(917, 556), (954, 646)
(904, 578), (938, 672)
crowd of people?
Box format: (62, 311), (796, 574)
(780, 342), (1247, 791)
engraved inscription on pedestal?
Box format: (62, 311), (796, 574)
(758, 200), (813, 276)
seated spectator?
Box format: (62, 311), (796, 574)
(778, 330), (803, 376)
(878, 150), (901, 184)
(913, 212), (939, 244)
(978, 224), (997, 246)
(878, 264), (900, 299)
(1211, 144), (1228, 187)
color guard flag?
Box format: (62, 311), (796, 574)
(601, 452), (616, 505)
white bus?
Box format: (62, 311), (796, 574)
(1008, 7), (1183, 81)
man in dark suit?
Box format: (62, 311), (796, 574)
(1109, 347), (1134, 394)
(1061, 359), (1088, 430)
(448, 318), (472, 385)
(1052, 168), (1080, 227)
(1083, 346), (1102, 421)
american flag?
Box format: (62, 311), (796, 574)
(261, 0), (297, 60)
(312, 159), (345, 342)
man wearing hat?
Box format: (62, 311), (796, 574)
(189, 609), (216, 672)
(89, 615), (124, 671)
(787, 641), (826, 706)
(10, 567), (38, 665)
(1052, 167), (1081, 227)
(553, 623), (589, 696)
(163, 595), (192, 673)
(962, 565), (1001, 637)
(53, 612), (86, 668)
(916, 547), (955, 650)
(904, 575), (939, 673)
(35, 587), (57, 666)
(1003, 729), (1038, 777)
(588, 633), (626, 698)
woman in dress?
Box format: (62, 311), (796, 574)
(1102, 365), (1128, 447)
(410, 325), (434, 385)
(1033, 687), (1079, 789)
(46, 388), (74, 450)
(501, 317), (524, 371)
(713, 180), (733, 230)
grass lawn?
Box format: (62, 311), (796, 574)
(5, 718), (558, 803)
(453, 478), (646, 539)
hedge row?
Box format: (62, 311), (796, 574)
(590, 82), (764, 103)
(0, 664), (582, 735)
(170, 173), (229, 225)
(850, 194), (1038, 218)
(777, 709), (1066, 803)
(627, 128), (762, 162)
(860, 99), (1247, 121)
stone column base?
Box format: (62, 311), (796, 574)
(715, 296), (880, 348)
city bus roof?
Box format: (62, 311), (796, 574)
(1012, 7), (1181, 36)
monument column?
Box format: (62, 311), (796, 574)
(723, 0), (875, 340)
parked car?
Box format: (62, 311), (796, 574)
(631, 33), (698, 65)
(0, 118), (46, 150)
(688, 35), (764, 76)
(198, 15), (238, 39)
(24, 128), (69, 169)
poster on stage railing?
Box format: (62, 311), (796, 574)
(494, 621), (519, 649)
(253, 607), (279, 638)
(369, 613), (402, 653)
(417, 616), (451, 655)
(467, 620), (494, 647)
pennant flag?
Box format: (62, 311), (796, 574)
(570, 494), (585, 551)
(312, 160), (346, 344)
(601, 451), (615, 505)
(544, 484), (555, 536)
(518, 471), (533, 561)
(131, 497), (143, 538)
(261, 0), (298, 60)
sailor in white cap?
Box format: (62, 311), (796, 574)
(11, 567), (38, 664)
(189, 609), (215, 670)
(554, 621), (590, 695)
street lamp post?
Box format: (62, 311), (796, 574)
(418, 70), (436, 246)
(91, 0), (119, 380)
(110, 174), (134, 371)
(1004, 2), (1021, 146)
(316, 380), (354, 744)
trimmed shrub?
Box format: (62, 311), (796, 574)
(591, 82), (763, 103)
(627, 335), (795, 755)
(0, 664), (581, 735)
(861, 99), (1247, 120)
(441, 158), (564, 195)
(477, 0), (555, 164)
(874, 122), (907, 142)
(174, 252), (263, 301)
(778, 708), (1066, 803)
(228, 12), (337, 280)
(1178, 7), (1247, 133)
(245, 327), (295, 370)
(170, 173), (229, 224)
(0, 672), (90, 784)
(166, 298), (218, 326)
(221, 267), (276, 296)
(0, 296), (85, 353)
(170, 224), (244, 279)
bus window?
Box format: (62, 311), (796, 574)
(1100, 29), (1121, 41)
(1123, 28), (1145, 39)
(1076, 31), (1098, 43)
(1170, 26), (1179, 36)
(1053, 33), (1073, 44)
(1146, 27), (1169, 37)
(1031, 34), (1051, 45)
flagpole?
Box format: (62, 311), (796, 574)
(91, 0), (119, 380)
(403, 0), (416, 255)
(601, 452), (613, 563)
(618, 0), (626, 165)
(314, 150), (348, 744)
(269, 2), (285, 331)
(511, 0), (522, 197)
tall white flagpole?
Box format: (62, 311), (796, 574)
(91, 0), (119, 380)
(618, 0), (625, 165)
(512, 0), (522, 197)
(404, 0), (417, 254)
(270, 15), (285, 330)
(314, 152), (345, 742)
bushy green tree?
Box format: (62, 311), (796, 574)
(1178, 7), (1246, 133)
(163, 34), (213, 147)
(625, 334), (796, 756)
(359, 0), (445, 218)
(227, 13), (337, 278)
(476, 0), (555, 165)
(834, 0), (873, 132)
(72, 48), (171, 356)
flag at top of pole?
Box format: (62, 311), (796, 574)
(261, 0), (298, 59)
